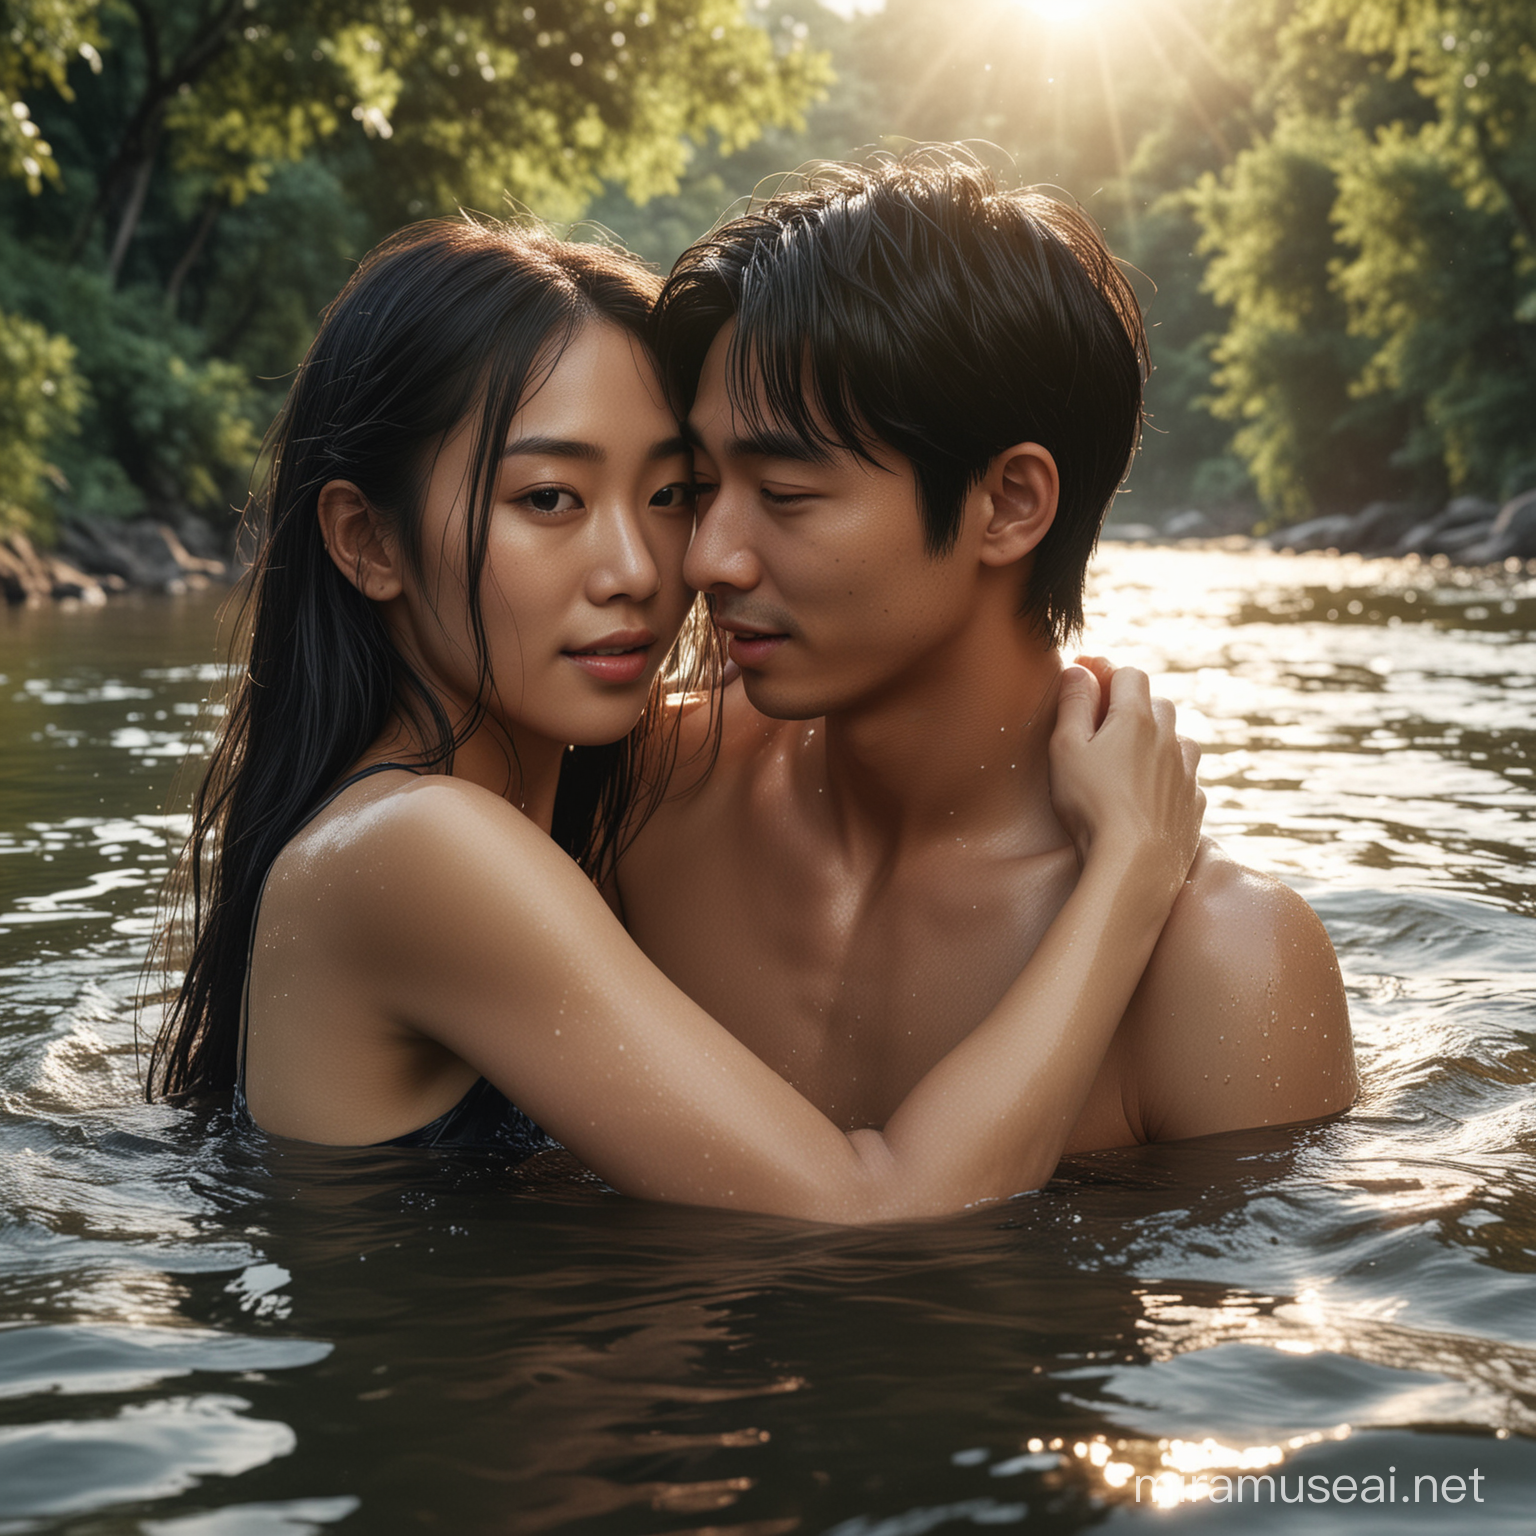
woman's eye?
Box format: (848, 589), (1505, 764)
(520, 486), (581, 515)
(650, 481), (697, 511)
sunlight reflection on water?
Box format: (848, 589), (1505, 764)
(1, 550), (1534, 1534)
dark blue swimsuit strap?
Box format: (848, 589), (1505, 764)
(234, 762), (423, 1117)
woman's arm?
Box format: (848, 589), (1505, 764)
(322, 666), (1201, 1222)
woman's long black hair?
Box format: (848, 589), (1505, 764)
(147, 218), (718, 1101)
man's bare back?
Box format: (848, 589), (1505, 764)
(617, 683), (1355, 1154)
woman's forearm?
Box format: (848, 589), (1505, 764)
(823, 846), (1181, 1223)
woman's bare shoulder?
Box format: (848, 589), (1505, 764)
(272, 774), (586, 944)
(284, 771), (536, 856)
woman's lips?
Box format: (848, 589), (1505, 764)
(563, 634), (654, 684)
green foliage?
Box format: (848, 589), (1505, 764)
(0, 304), (83, 535)
(0, 0), (100, 190)
(1113, 110), (1259, 518)
(1192, 0), (1536, 519)
(1191, 117), (1413, 517)
(594, 0), (1259, 516)
(355, 0), (832, 223)
(0, 236), (259, 519)
(55, 1), (829, 254)
(1333, 116), (1536, 497)
(0, 0), (827, 531)
(7, 0), (1530, 533)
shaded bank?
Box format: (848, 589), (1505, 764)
(11, 487), (1536, 611)
(1115, 488), (1536, 569)
(0, 515), (232, 606)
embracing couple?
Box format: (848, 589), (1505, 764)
(149, 150), (1356, 1223)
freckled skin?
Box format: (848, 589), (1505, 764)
(614, 331), (1357, 1152)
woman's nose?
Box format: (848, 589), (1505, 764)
(588, 504), (662, 604)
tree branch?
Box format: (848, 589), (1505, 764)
(67, 0), (248, 268)
(165, 192), (225, 314)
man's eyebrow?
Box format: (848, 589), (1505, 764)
(681, 420), (832, 464)
(728, 428), (832, 464)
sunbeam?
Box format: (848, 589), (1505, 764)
(1025, 0), (1119, 23)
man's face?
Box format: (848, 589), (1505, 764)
(685, 325), (985, 721)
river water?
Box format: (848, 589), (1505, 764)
(1, 542), (1533, 1534)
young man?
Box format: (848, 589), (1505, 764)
(614, 154), (1356, 1154)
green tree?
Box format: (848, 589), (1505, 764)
(51, 0), (826, 280)
(0, 0), (100, 190)
(1328, 0), (1536, 498)
(0, 0), (826, 531)
(1193, 0), (1536, 518)
(592, 0), (1260, 518)
(0, 0), (94, 533)
(1192, 115), (1415, 518)
(0, 306), (82, 535)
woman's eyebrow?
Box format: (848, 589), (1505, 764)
(502, 435), (691, 461)
(502, 434), (602, 461)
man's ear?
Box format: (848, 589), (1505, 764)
(975, 443), (1058, 568)
(317, 480), (404, 601)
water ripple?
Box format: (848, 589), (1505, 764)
(1, 559), (1533, 1531)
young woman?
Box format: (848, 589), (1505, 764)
(149, 218), (1204, 1224)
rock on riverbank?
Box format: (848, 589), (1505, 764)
(1108, 489), (1536, 568)
(0, 515), (231, 606)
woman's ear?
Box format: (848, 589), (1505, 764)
(317, 480), (404, 601)
(976, 443), (1059, 568)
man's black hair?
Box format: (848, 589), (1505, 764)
(653, 149), (1148, 648)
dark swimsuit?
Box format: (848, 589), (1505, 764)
(234, 763), (559, 1160)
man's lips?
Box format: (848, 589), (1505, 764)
(715, 617), (791, 668)
(562, 629), (655, 684)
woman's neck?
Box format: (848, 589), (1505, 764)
(366, 713), (566, 833)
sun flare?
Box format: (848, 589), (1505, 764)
(1024, 0), (1119, 24)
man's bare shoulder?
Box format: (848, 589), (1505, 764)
(1124, 839), (1358, 1142)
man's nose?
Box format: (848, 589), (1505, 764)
(588, 503), (662, 603)
(684, 490), (760, 594)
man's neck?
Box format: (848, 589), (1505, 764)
(811, 596), (1066, 863)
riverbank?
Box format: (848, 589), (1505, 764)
(0, 515), (233, 606)
(7, 489), (1536, 607)
(1110, 488), (1536, 568)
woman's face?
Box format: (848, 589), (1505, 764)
(393, 320), (696, 751)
